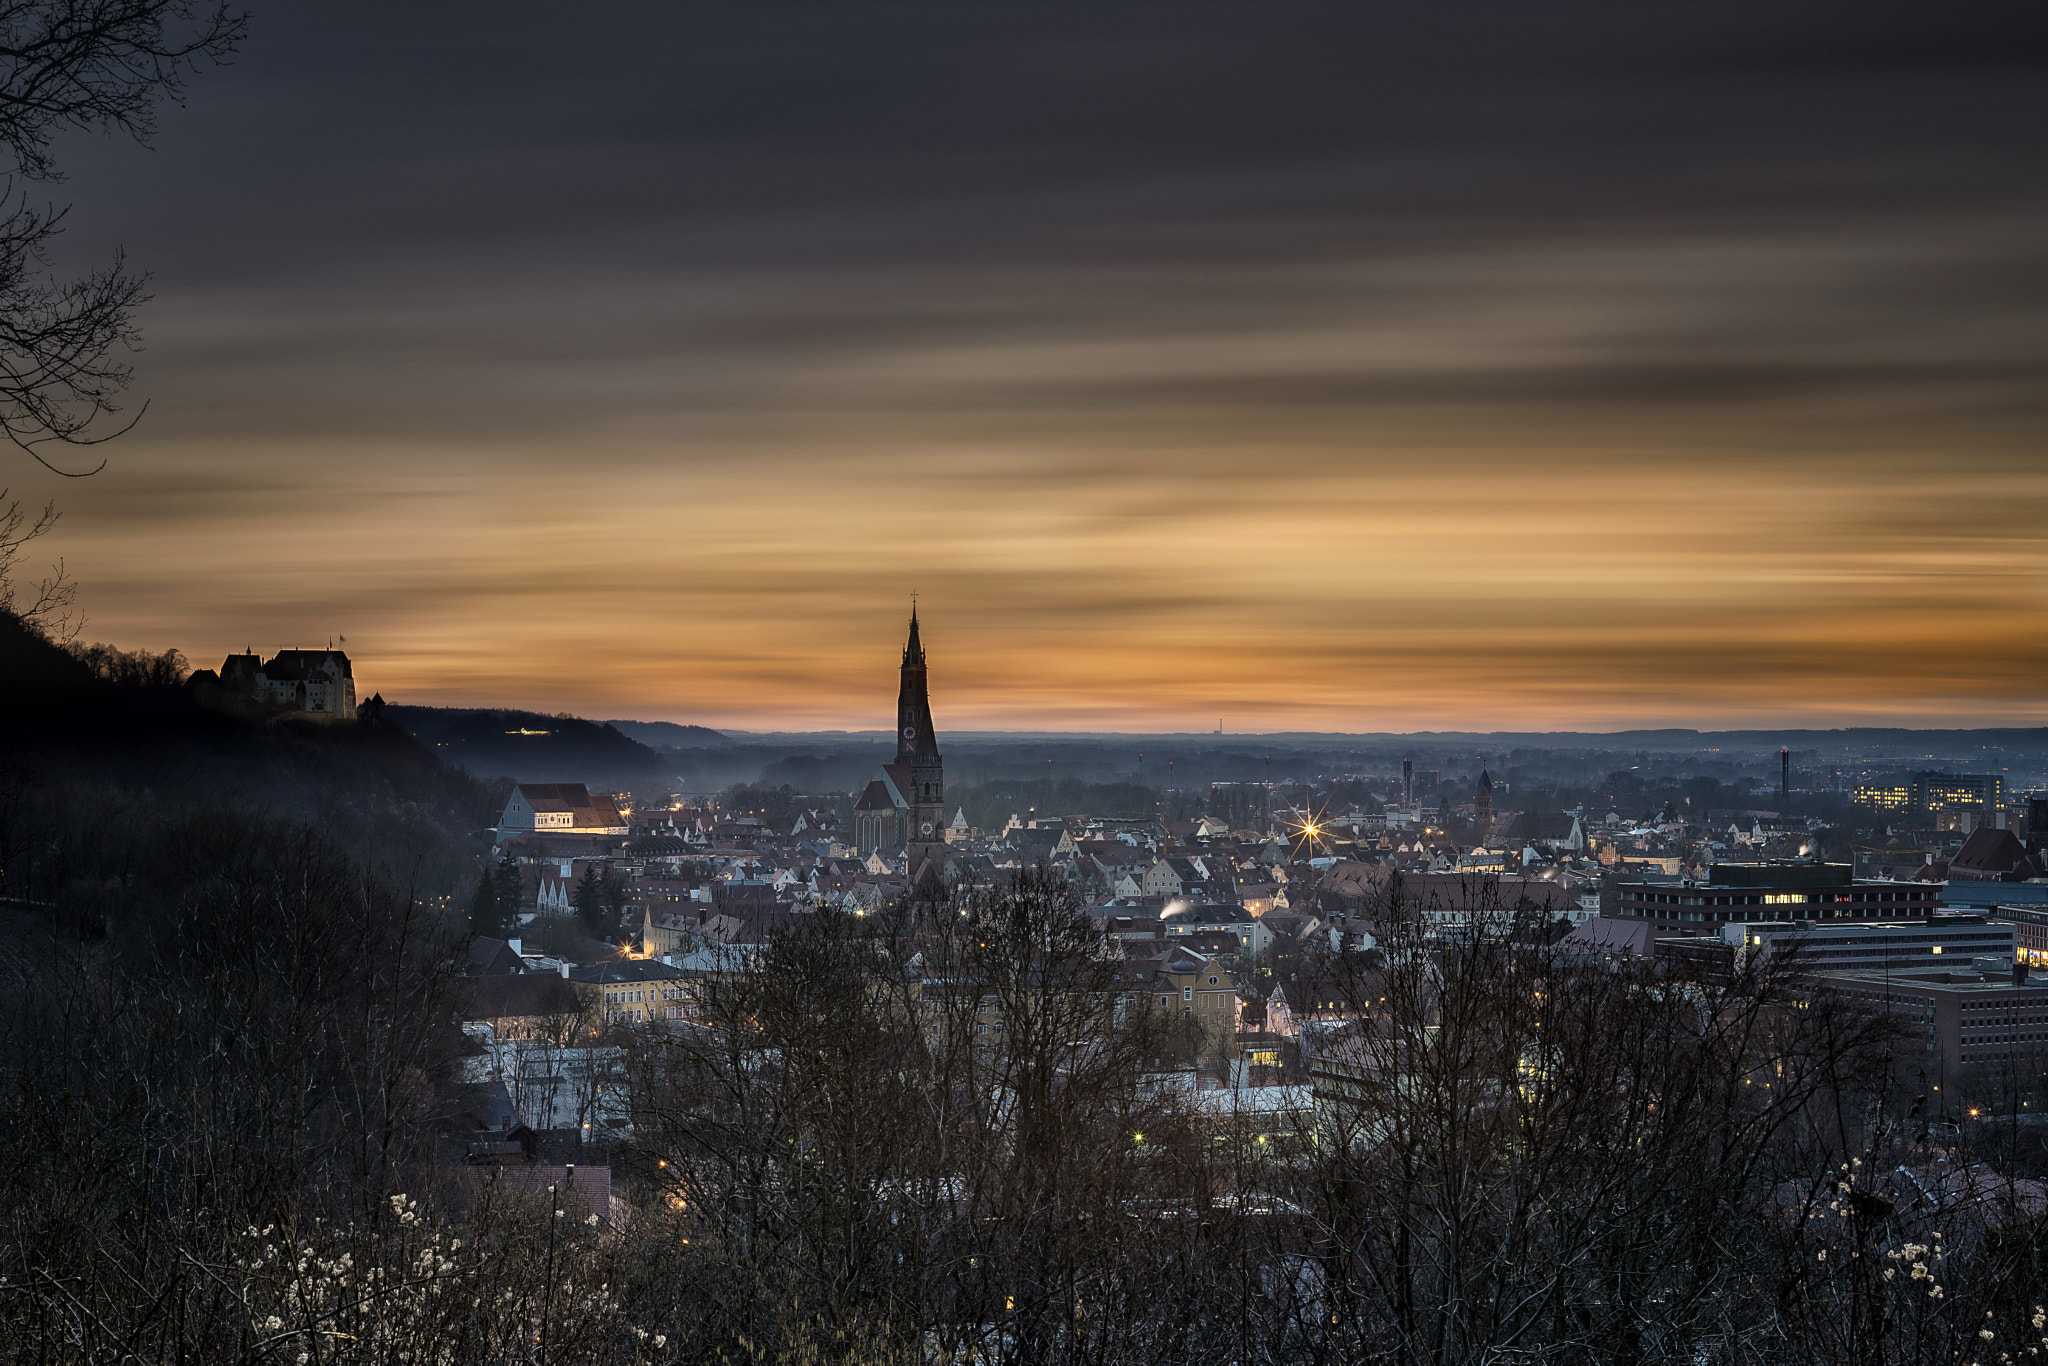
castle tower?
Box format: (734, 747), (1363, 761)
(1476, 767), (1494, 848)
(897, 607), (947, 875)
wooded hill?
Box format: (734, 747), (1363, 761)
(387, 705), (677, 790)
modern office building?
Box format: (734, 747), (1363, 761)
(1914, 772), (2006, 814)
(1581, 861), (1946, 959)
(1992, 904), (2048, 968)
(1610, 863), (1942, 936)
(1852, 782), (1911, 812)
(1817, 963), (2048, 1080)
(1852, 772), (2007, 816)
(1726, 914), (2016, 975)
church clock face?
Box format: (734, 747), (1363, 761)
(902, 725), (917, 740)
(920, 822), (934, 835)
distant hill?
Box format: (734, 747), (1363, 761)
(387, 706), (673, 788)
(0, 612), (498, 899)
(604, 718), (731, 749)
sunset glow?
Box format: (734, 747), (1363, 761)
(20, 3), (2045, 732)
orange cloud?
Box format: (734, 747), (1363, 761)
(28, 219), (2048, 731)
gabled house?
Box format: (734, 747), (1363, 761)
(1142, 858), (1185, 899)
(498, 785), (628, 839)
(1950, 827), (2046, 882)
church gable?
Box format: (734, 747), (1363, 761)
(853, 778), (902, 814)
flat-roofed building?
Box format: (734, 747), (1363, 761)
(1612, 863), (1941, 936)
(1817, 964), (2048, 1080)
(1914, 772), (2006, 814)
(1853, 782), (1911, 812)
(1727, 915), (2016, 974)
(1991, 905), (2048, 968)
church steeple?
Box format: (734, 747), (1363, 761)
(893, 603), (946, 881)
(902, 603), (926, 668)
(897, 604), (940, 762)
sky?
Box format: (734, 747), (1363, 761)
(12, 1), (2047, 731)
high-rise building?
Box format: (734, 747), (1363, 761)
(1912, 772), (2005, 815)
(1852, 773), (2007, 817)
(1852, 782), (1912, 812)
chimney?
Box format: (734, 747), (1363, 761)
(1779, 749), (1790, 806)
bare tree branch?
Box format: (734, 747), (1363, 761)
(0, 3), (246, 470)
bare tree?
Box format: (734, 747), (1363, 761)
(0, 489), (72, 634)
(0, 2), (246, 473)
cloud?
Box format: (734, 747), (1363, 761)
(17, 0), (2048, 728)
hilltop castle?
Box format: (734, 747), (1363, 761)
(191, 648), (358, 719)
(852, 609), (947, 875)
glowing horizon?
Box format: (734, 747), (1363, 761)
(13, 5), (2044, 733)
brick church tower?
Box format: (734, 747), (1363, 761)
(896, 607), (947, 875)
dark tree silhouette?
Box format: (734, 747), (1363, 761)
(573, 861), (611, 937)
(0, 490), (73, 634)
(492, 854), (523, 928)
(0, 1), (246, 473)
(467, 870), (508, 939)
